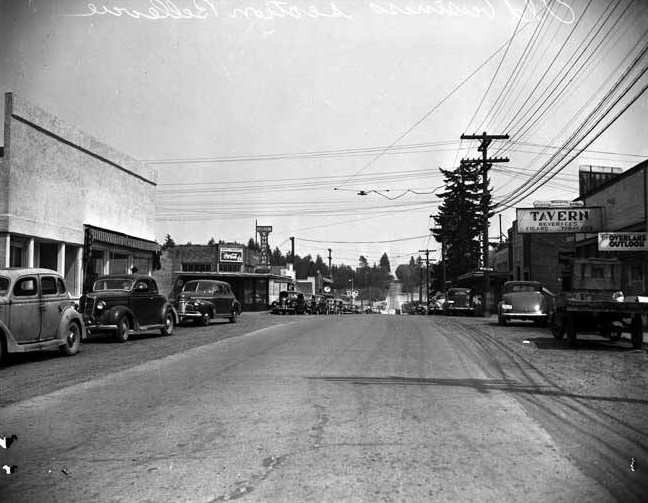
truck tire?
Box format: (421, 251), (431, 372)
(631, 314), (643, 349)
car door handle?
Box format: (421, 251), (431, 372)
(39, 303), (46, 311)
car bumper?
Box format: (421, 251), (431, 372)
(500, 312), (547, 320)
(84, 322), (118, 333)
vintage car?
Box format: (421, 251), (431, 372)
(430, 293), (446, 315)
(307, 294), (328, 315)
(0, 268), (85, 363)
(80, 274), (177, 342)
(271, 291), (307, 315)
(174, 279), (241, 325)
(443, 287), (484, 316)
(498, 281), (553, 326)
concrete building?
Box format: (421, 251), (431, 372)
(1, 93), (159, 296)
(574, 159), (648, 295)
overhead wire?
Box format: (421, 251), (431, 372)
(335, 23), (533, 190)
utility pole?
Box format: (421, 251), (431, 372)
(327, 248), (332, 278)
(419, 248), (435, 312)
(417, 257), (423, 304)
(460, 132), (509, 315)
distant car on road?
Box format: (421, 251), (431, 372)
(174, 279), (241, 325)
(444, 287), (484, 316)
(430, 293), (446, 315)
(0, 268), (85, 363)
(80, 274), (177, 342)
(271, 291), (307, 315)
(497, 281), (553, 326)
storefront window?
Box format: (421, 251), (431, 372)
(219, 263), (242, 273)
(256, 279), (268, 304)
(110, 253), (129, 274)
(243, 279), (254, 305)
(38, 242), (58, 270)
(182, 263), (212, 272)
(133, 256), (152, 274)
(91, 249), (105, 275)
(9, 243), (24, 267)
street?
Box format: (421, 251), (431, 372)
(1, 313), (646, 502)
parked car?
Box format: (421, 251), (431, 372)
(80, 274), (177, 342)
(443, 287), (484, 316)
(430, 293), (446, 314)
(0, 268), (85, 363)
(271, 291), (307, 315)
(498, 281), (554, 326)
(308, 294), (328, 315)
(174, 279), (241, 325)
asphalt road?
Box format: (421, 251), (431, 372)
(1, 313), (646, 502)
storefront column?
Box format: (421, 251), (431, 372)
(103, 250), (110, 274)
(26, 238), (35, 268)
(75, 247), (83, 298)
(1, 234), (9, 268)
(57, 242), (66, 275)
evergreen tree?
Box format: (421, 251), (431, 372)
(432, 163), (484, 281)
(379, 252), (391, 273)
(161, 233), (176, 251)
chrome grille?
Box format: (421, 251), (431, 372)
(83, 296), (95, 318)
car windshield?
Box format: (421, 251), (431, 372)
(0, 276), (9, 296)
(93, 278), (134, 291)
(182, 281), (216, 294)
(506, 284), (540, 293)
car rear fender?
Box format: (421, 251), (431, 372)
(0, 320), (18, 352)
(161, 302), (179, 324)
(56, 306), (87, 341)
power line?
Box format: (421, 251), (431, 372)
(335, 24), (532, 190)
(297, 234), (432, 244)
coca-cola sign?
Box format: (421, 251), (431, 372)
(220, 247), (243, 263)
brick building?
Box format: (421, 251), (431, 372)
(0, 93), (160, 296)
(156, 244), (293, 310)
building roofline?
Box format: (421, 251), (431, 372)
(576, 158), (648, 200)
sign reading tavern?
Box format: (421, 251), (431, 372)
(517, 207), (603, 233)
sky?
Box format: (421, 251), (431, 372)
(1, 0), (647, 269)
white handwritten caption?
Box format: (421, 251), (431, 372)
(65, 0), (576, 23)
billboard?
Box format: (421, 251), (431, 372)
(219, 246), (243, 263)
(516, 207), (603, 233)
(598, 232), (648, 251)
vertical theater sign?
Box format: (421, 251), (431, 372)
(256, 225), (273, 273)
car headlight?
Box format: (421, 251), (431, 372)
(501, 303), (513, 310)
(96, 300), (107, 310)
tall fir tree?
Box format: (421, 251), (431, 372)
(432, 162), (485, 281)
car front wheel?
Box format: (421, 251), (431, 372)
(230, 309), (239, 323)
(115, 316), (130, 343)
(161, 310), (175, 336)
(60, 321), (81, 356)
(498, 311), (507, 326)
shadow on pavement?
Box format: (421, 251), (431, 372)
(306, 375), (648, 405)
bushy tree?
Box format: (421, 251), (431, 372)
(161, 233), (176, 251)
(432, 163), (485, 281)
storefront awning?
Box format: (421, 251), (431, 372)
(85, 225), (159, 252)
